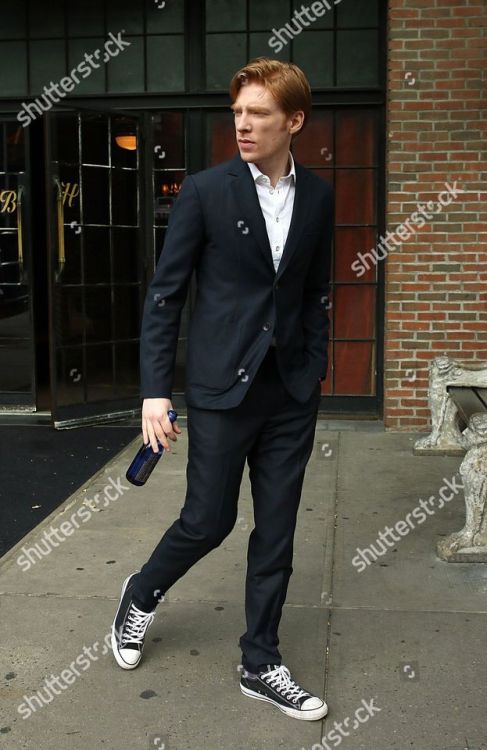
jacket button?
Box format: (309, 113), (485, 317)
(262, 322), (271, 331)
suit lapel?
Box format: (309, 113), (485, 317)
(226, 152), (312, 280)
(227, 153), (274, 275)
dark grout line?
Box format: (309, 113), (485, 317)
(321, 430), (341, 705)
(1, 591), (486, 615)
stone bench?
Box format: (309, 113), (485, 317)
(413, 356), (487, 562)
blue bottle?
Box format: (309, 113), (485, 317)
(126, 409), (178, 486)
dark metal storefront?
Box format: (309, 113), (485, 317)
(0, 0), (386, 427)
(0, 110), (146, 426)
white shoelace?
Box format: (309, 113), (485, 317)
(262, 665), (309, 703)
(121, 604), (155, 646)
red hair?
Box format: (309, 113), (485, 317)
(229, 57), (312, 138)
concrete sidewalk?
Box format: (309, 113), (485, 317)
(1, 420), (486, 750)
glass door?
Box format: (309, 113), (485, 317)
(0, 118), (36, 411)
(45, 109), (146, 427)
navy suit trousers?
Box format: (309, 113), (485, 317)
(133, 345), (321, 673)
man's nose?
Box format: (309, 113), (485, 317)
(238, 113), (250, 131)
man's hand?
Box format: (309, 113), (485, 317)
(142, 398), (182, 453)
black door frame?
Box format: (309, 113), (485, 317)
(44, 104), (147, 427)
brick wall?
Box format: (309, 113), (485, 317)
(384, 0), (486, 430)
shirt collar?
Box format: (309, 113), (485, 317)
(247, 151), (295, 185)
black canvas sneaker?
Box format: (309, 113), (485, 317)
(111, 571), (157, 670)
(240, 663), (328, 721)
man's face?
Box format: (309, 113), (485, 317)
(231, 81), (302, 163)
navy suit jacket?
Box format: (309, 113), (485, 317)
(140, 151), (334, 409)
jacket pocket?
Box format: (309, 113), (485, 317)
(186, 317), (240, 390)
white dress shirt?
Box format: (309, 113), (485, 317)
(247, 151), (296, 274)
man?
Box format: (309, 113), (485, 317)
(111, 57), (334, 722)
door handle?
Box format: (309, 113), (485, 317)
(16, 184), (25, 282)
(54, 178), (65, 281)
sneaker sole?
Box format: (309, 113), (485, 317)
(240, 683), (328, 721)
(111, 572), (143, 670)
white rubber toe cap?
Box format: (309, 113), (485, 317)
(301, 696), (325, 710)
(119, 648), (141, 667)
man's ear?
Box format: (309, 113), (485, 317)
(290, 112), (305, 139)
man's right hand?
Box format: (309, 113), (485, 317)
(142, 398), (182, 453)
